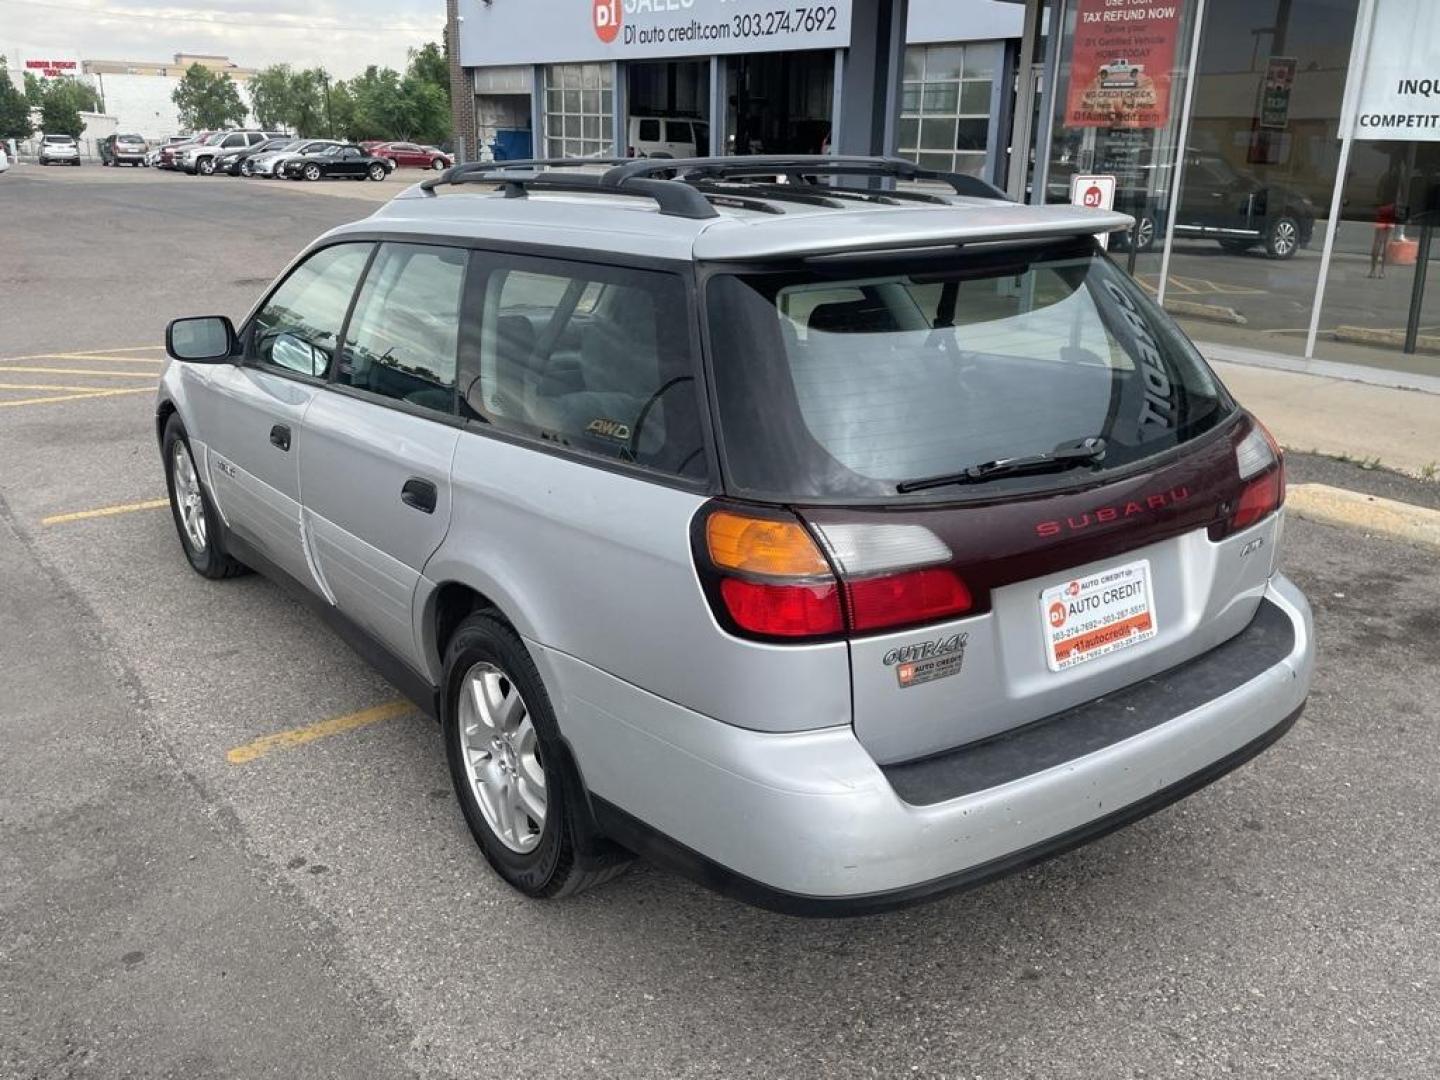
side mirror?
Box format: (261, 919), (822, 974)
(166, 315), (236, 363)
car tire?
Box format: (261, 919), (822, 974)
(162, 415), (249, 580)
(431, 158), (446, 171)
(198, 157), (215, 175)
(443, 612), (632, 899)
(386, 158), (397, 170)
(240, 160), (254, 177)
(368, 163), (385, 181)
(303, 163), (321, 181)
(1265, 216), (1301, 259)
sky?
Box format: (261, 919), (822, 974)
(1, 0), (443, 78)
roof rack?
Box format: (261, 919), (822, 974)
(412, 155), (1008, 221)
(604, 155), (1010, 201)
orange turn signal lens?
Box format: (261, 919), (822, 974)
(705, 510), (830, 578)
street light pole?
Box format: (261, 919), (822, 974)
(321, 71), (334, 139)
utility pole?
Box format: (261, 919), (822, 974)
(321, 70), (334, 138)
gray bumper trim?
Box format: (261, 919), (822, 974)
(883, 598), (1295, 806)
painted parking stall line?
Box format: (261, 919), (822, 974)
(226, 701), (416, 765)
(42, 498), (170, 527)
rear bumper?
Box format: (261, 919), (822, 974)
(545, 573), (1313, 915)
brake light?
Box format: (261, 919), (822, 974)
(1211, 417), (1285, 539)
(695, 506), (972, 642)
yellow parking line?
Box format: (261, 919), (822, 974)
(226, 701), (415, 765)
(0, 366), (157, 378)
(1, 345), (165, 362)
(0, 382), (128, 393)
(0, 387), (153, 408)
(42, 498), (170, 526)
(48, 361), (164, 371)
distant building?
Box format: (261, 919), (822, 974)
(80, 53), (257, 141)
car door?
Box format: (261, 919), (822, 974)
(664, 120), (693, 157)
(297, 241), (467, 670)
(338, 147), (366, 177)
(393, 143), (419, 167)
(186, 242), (373, 591)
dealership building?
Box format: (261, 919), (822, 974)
(448, 0), (1440, 376)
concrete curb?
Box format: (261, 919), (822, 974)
(1287, 483), (1440, 550)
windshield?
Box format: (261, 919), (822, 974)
(705, 241), (1234, 502)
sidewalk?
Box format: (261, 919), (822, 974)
(1205, 346), (1440, 478)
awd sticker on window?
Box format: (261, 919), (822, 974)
(586, 418), (631, 441)
(884, 633), (968, 689)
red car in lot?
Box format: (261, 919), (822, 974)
(370, 141), (453, 170)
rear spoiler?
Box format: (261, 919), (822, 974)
(691, 204), (1135, 263)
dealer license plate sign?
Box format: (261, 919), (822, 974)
(1041, 560), (1157, 672)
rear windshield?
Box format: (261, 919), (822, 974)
(44, 135), (74, 144)
(705, 242), (1234, 502)
(117, 134), (144, 143)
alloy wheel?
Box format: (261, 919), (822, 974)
(457, 661), (546, 853)
(171, 441), (207, 552)
(1271, 219), (1298, 257)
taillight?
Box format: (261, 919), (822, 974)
(1211, 417), (1285, 539)
(694, 505), (973, 643)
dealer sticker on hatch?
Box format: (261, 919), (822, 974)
(1041, 560), (1157, 672)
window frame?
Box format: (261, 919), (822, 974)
(457, 247), (718, 490)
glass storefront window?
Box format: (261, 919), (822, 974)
(544, 63), (614, 159)
(898, 42), (998, 179)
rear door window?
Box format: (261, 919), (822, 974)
(460, 254), (708, 480)
(337, 243), (465, 413)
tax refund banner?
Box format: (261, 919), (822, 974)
(1063, 0), (1184, 130)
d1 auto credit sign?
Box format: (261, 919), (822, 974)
(1064, 0), (1183, 129)
(461, 0), (853, 68)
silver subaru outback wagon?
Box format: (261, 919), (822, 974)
(156, 157), (1313, 914)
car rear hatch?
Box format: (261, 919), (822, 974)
(700, 237), (1286, 765)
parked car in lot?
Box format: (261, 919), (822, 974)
(213, 136), (294, 176)
(157, 133), (210, 170)
(0, 146), (9, 174)
(370, 141), (453, 170)
(249, 138), (340, 177)
(180, 130), (279, 175)
(99, 133), (149, 167)
(156, 155), (1312, 914)
(280, 143), (392, 181)
(38, 134), (80, 165)
(627, 115), (708, 158)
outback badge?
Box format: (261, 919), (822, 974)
(884, 632), (968, 689)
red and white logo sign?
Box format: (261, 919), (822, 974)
(1048, 601), (1068, 629)
(593, 0), (621, 43)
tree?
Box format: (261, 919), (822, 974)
(23, 71), (44, 105)
(37, 80), (98, 137)
(247, 64), (293, 131)
(0, 60), (34, 142)
(172, 63), (247, 131)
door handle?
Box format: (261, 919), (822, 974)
(269, 424), (291, 451)
(401, 477), (437, 514)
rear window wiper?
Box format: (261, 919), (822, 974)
(896, 437), (1107, 493)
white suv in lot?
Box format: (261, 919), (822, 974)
(155, 156), (1313, 914)
(38, 134), (81, 165)
(628, 116), (709, 158)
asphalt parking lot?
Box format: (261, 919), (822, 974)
(3, 163), (1440, 1080)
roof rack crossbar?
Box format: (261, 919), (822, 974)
(448, 169), (718, 220)
(689, 181), (846, 210)
(419, 157), (634, 193)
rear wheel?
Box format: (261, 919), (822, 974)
(443, 613), (631, 899)
(162, 415), (248, 580)
(1265, 216), (1301, 259)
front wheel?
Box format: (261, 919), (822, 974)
(443, 613), (631, 899)
(1266, 216), (1301, 259)
(368, 163), (385, 181)
(240, 160), (254, 176)
(197, 156), (215, 175)
(162, 415), (248, 580)
(303, 163), (321, 181)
